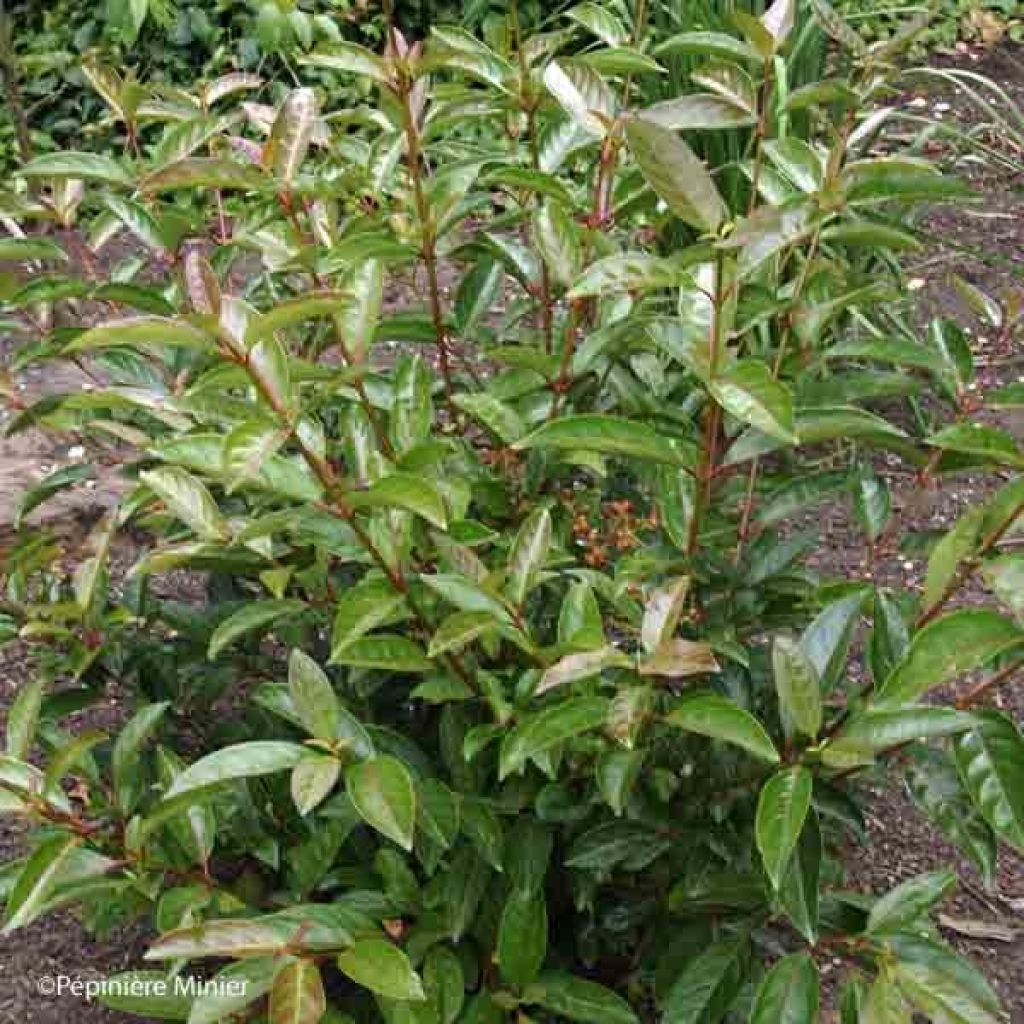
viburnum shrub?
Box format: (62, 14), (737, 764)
(0, 2), (1022, 1022)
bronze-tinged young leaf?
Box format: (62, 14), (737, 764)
(638, 640), (719, 679)
(624, 117), (726, 233)
(269, 959), (326, 1024)
(756, 766), (812, 889)
(640, 577), (690, 653)
(145, 918), (294, 960)
(537, 647), (631, 695)
(265, 88), (317, 185)
(143, 157), (269, 192)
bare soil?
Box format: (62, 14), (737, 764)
(1, 41), (1023, 1024)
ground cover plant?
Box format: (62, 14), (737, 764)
(0, 1), (1023, 1022)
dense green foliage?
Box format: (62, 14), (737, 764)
(1, 2), (1023, 1023)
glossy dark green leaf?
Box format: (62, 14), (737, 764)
(666, 693), (779, 763)
(878, 610), (1023, 705)
(868, 870), (956, 935)
(750, 953), (818, 1024)
(514, 415), (691, 466)
(525, 973), (637, 1024)
(499, 697), (611, 779)
(954, 710), (1024, 851)
(208, 600), (306, 659)
(498, 890), (547, 987)
(756, 766), (812, 889)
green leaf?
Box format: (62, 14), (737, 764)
(878, 610), (1023, 705)
(905, 747), (996, 887)
(533, 203), (579, 288)
(331, 577), (407, 656)
(143, 157), (269, 192)
(507, 508), (552, 608)
(889, 933), (1002, 1024)
(750, 953), (819, 1024)
(269, 959), (327, 1024)
(347, 473), (448, 529)
(514, 415), (690, 466)
(95, 970), (193, 1020)
(141, 466), (229, 542)
(923, 509), (984, 614)
(3, 834), (82, 932)
(624, 117), (726, 233)
(825, 708), (976, 766)
(567, 253), (689, 298)
(18, 152), (130, 185)
(639, 93), (755, 131)
(954, 710), (1024, 851)
(665, 693), (779, 763)
(288, 650), (340, 741)
(709, 360), (796, 443)
(337, 939), (425, 1001)
(453, 392), (525, 444)
(500, 697), (611, 779)
(843, 157), (972, 205)
(660, 938), (747, 1024)
(525, 973), (637, 1024)
(772, 636), (822, 739)
(208, 600), (306, 659)
(928, 423), (1024, 467)
(5, 677), (45, 761)
(346, 756), (416, 850)
(654, 32), (758, 62)
(429, 611), (498, 658)
(330, 635), (431, 673)
(498, 890), (548, 987)
(113, 702), (170, 814)
(756, 766), (812, 889)
(868, 870), (956, 935)
(0, 237), (68, 262)
(778, 812), (821, 944)
(291, 755), (342, 816)
(66, 316), (213, 353)
(162, 741), (307, 804)
(300, 43), (391, 83)
(983, 554), (1024, 621)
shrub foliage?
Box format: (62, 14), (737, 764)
(0, 2), (1022, 1023)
